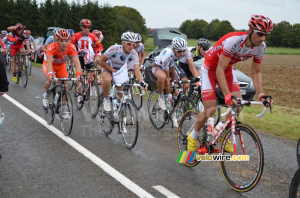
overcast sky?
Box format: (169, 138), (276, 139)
(100, 0), (299, 30)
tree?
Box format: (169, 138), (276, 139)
(179, 20), (192, 35)
(204, 19), (220, 40)
(186, 19), (208, 39)
(211, 20), (235, 40)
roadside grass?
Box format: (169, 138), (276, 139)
(144, 37), (300, 55)
(32, 62), (42, 68)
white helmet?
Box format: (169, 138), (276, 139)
(172, 37), (187, 51)
(121, 32), (138, 42)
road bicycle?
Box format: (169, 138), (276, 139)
(44, 77), (77, 136)
(25, 52), (32, 76)
(99, 82), (143, 149)
(5, 49), (12, 72)
(297, 138), (300, 167)
(74, 68), (101, 118)
(128, 69), (143, 110)
(147, 80), (197, 130)
(177, 97), (271, 192)
(15, 54), (29, 87)
(66, 59), (75, 90)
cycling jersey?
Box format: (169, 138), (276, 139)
(2, 37), (10, 50)
(45, 36), (55, 45)
(7, 31), (29, 46)
(71, 32), (103, 65)
(24, 36), (35, 46)
(0, 38), (5, 51)
(133, 43), (144, 54)
(204, 31), (265, 70)
(104, 45), (139, 68)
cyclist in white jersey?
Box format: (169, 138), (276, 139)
(187, 14), (274, 153)
(133, 33), (145, 68)
(99, 31), (148, 111)
(23, 30), (37, 60)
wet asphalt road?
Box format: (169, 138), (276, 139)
(0, 66), (298, 198)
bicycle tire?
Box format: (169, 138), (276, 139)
(68, 67), (74, 90)
(44, 89), (55, 124)
(147, 89), (166, 130)
(176, 110), (201, 167)
(58, 91), (74, 136)
(28, 58), (32, 76)
(297, 138), (300, 167)
(21, 63), (28, 88)
(289, 168), (300, 198)
(88, 80), (100, 118)
(74, 82), (83, 110)
(130, 85), (143, 110)
(176, 96), (197, 120)
(99, 94), (114, 135)
(119, 99), (138, 149)
(220, 123), (264, 192)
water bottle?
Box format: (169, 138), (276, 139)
(206, 117), (214, 142)
(213, 122), (225, 136)
(112, 97), (118, 111)
(54, 93), (59, 105)
(0, 108), (4, 126)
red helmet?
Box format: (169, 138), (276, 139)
(15, 23), (25, 30)
(248, 15), (273, 34)
(79, 19), (92, 26)
(24, 30), (31, 34)
(92, 30), (102, 37)
(56, 29), (71, 40)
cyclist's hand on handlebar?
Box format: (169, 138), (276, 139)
(225, 93), (237, 106)
(259, 94), (273, 107)
(140, 81), (148, 91)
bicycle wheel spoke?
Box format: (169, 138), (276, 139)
(58, 91), (74, 136)
(147, 90), (166, 130)
(220, 124), (264, 192)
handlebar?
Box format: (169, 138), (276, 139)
(171, 79), (195, 86)
(220, 100), (268, 118)
(112, 83), (145, 96)
(53, 78), (78, 82)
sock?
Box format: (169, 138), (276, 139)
(13, 72), (16, 77)
(159, 94), (164, 99)
(190, 128), (199, 139)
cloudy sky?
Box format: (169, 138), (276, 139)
(101, 0), (299, 29)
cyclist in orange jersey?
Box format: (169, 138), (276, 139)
(42, 29), (82, 108)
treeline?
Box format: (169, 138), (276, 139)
(179, 19), (300, 48)
(0, 0), (147, 50)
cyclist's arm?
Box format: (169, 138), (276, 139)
(41, 43), (48, 52)
(216, 53), (231, 96)
(139, 51), (145, 66)
(46, 54), (54, 79)
(186, 58), (198, 77)
(99, 54), (116, 73)
(133, 63), (143, 83)
(7, 26), (17, 32)
(251, 61), (264, 96)
(33, 41), (37, 51)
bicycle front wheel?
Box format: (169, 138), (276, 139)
(220, 123), (264, 192)
(147, 89), (166, 130)
(58, 91), (74, 136)
(88, 80), (100, 118)
(44, 89), (55, 125)
(99, 94), (114, 135)
(176, 96), (196, 120)
(74, 82), (83, 110)
(68, 67), (74, 90)
(28, 58), (32, 76)
(130, 85), (143, 110)
(21, 64), (28, 87)
(119, 99), (138, 149)
(289, 168), (300, 198)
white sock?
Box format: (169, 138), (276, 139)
(190, 128), (199, 139)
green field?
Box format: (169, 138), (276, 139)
(144, 37), (300, 55)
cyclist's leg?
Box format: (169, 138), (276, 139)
(153, 65), (166, 95)
(19, 46), (26, 64)
(102, 68), (112, 98)
(10, 45), (18, 81)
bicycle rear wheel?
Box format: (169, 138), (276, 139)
(44, 89), (55, 124)
(68, 67), (74, 90)
(297, 138), (300, 167)
(176, 96), (196, 120)
(130, 85), (143, 110)
(220, 123), (264, 192)
(176, 110), (200, 167)
(28, 58), (32, 76)
(57, 91), (74, 136)
(88, 80), (100, 118)
(147, 89), (166, 130)
(74, 82), (83, 110)
(289, 168), (300, 198)
(99, 94), (114, 135)
(119, 99), (138, 149)
(21, 63), (28, 88)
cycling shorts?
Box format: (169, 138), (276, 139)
(10, 44), (24, 56)
(152, 64), (178, 82)
(43, 60), (68, 78)
(201, 63), (240, 101)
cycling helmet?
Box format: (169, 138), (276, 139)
(136, 33), (142, 42)
(67, 29), (74, 36)
(121, 32), (138, 42)
(15, 23), (25, 30)
(172, 37), (187, 51)
(56, 29), (71, 40)
(197, 38), (211, 50)
(92, 30), (102, 37)
(1, 30), (8, 36)
(80, 19), (92, 26)
(248, 14), (273, 34)
(24, 30), (31, 34)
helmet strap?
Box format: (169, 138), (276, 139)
(249, 30), (255, 47)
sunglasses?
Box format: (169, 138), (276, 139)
(176, 50), (185, 53)
(256, 31), (269, 37)
(125, 42), (136, 47)
(83, 26), (90, 29)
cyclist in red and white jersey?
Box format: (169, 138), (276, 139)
(133, 33), (145, 68)
(99, 31), (147, 111)
(7, 23), (30, 83)
(187, 15), (274, 153)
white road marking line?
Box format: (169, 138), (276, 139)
(153, 185), (180, 198)
(3, 94), (154, 198)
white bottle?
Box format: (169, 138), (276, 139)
(213, 122), (225, 136)
(54, 93), (59, 105)
(206, 117), (214, 142)
(112, 98), (118, 111)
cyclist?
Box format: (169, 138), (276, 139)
(41, 28), (59, 53)
(42, 29), (82, 116)
(0, 37), (5, 55)
(133, 33), (145, 69)
(71, 19), (103, 101)
(23, 30), (37, 61)
(175, 38), (210, 94)
(7, 23), (30, 83)
(152, 37), (189, 127)
(92, 29), (103, 43)
(187, 14), (274, 153)
(99, 31), (147, 111)
(92, 30), (104, 84)
(67, 29), (74, 37)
